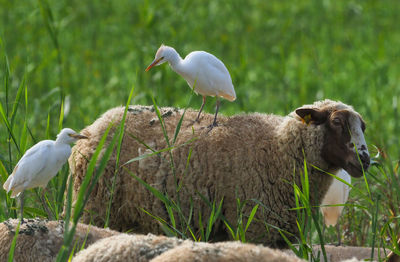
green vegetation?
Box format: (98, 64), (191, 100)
(1, 0), (400, 260)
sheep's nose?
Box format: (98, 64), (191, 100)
(360, 152), (370, 170)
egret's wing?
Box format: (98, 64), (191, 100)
(200, 55), (236, 101)
(19, 140), (52, 161)
(206, 53), (230, 72)
(8, 141), (53, 191)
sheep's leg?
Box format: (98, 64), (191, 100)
(19, 191), (25, 224)
(336, 223), (342, 246)
(208, 97), (220, 131)
(40, 188), (54, 220)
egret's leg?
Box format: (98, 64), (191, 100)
(19, 191), (25, 224)
(195, 96), (206, 123)
(208, 97), (220, 131)
(336, 223), (341, 246)
(41, 189), (54, 220)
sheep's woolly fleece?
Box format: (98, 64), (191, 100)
(0, 218), (119, 262)
(72, 233), (304, 262)
(72, 233), (388, 262)
(68, 99), (367, 247)
(0, 218), (388, 262)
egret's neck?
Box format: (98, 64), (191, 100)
(55, 136), (71, 146)
(55, 138), (66, 146)
(167, 51), (183, 71)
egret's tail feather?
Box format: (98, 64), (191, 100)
(3, 174), (22, 198)
(220, 93), (236, 102)
(2, 175), (13, 192)
(322, 207), (341, 227)
(10, 189), (22, 198)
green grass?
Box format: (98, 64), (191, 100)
(1, 0), (400, 260)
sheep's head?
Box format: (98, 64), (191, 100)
(296, 106), (370, 178)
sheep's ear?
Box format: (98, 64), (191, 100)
(295, 108), (329, 125)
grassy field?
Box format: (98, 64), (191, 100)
(1, 0), (400, 260)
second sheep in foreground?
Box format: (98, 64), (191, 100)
(68, 99), (370, 247)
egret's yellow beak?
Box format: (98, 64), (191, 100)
(145, 57), (163, 72)
(69, 133), (88, 139)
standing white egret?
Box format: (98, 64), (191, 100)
(145, 44), (236, 129)
(320, 169), (351, 245)
(3, 128), (88, 221)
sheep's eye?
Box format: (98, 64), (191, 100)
(332, 118), (342, 126)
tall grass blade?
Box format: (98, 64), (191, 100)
(8, 220), (21, 262)
(166, 205), (176, 229)
(105, 85), (135, 228)
(58, 99), (64, 132)
(123, 137), (196, 166)
(45, 112), (51, 139)
(72, 125), (114, 221)
(0, 101), (20, 154)
(56, 124), (116, 261)
(172, 109), (186, 145)
(63, 172), (74, 237)
(128, 171), (172, 206)
(311, 209), (327, 262)
(177, 147), (193, 192)
(3, 50), (10, 117)
(151, 96), (171, 147)
(311, 164), (372, 204)
(53, 166), (69, 219)
(198, 210), (204, 241)
(205, 198), (223, 241)
(19, 122), (28, 156)
(370, 195), (380, 260)
(37, 0), (59, 51)
(206, 200), (216, 241)
(0, 158), (9, 184)
(172, 92), (194, 145)
(23, 206), (47, 217)
(67, 241), (78, 262)
(37, 0), (63, 99)
(10, 74), (26, 129)
(244, 204), (259, 233)
(127, 133), (156, 153)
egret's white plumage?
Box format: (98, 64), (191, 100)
(146, 44), (236, 128)
(2, 128), (87, 219)
(321, 169), (351, 227)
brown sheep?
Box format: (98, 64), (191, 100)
(68, 99), (370, 247)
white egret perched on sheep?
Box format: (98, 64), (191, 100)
(3, 128), (87, 221)
(145, 44), (236, 129)
(320, 169), (352, 245)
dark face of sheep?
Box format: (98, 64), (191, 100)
(296, 108), (370, 178)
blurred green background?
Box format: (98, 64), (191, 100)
(1, 0), (399, 155)
(1, 0), (400, 249)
